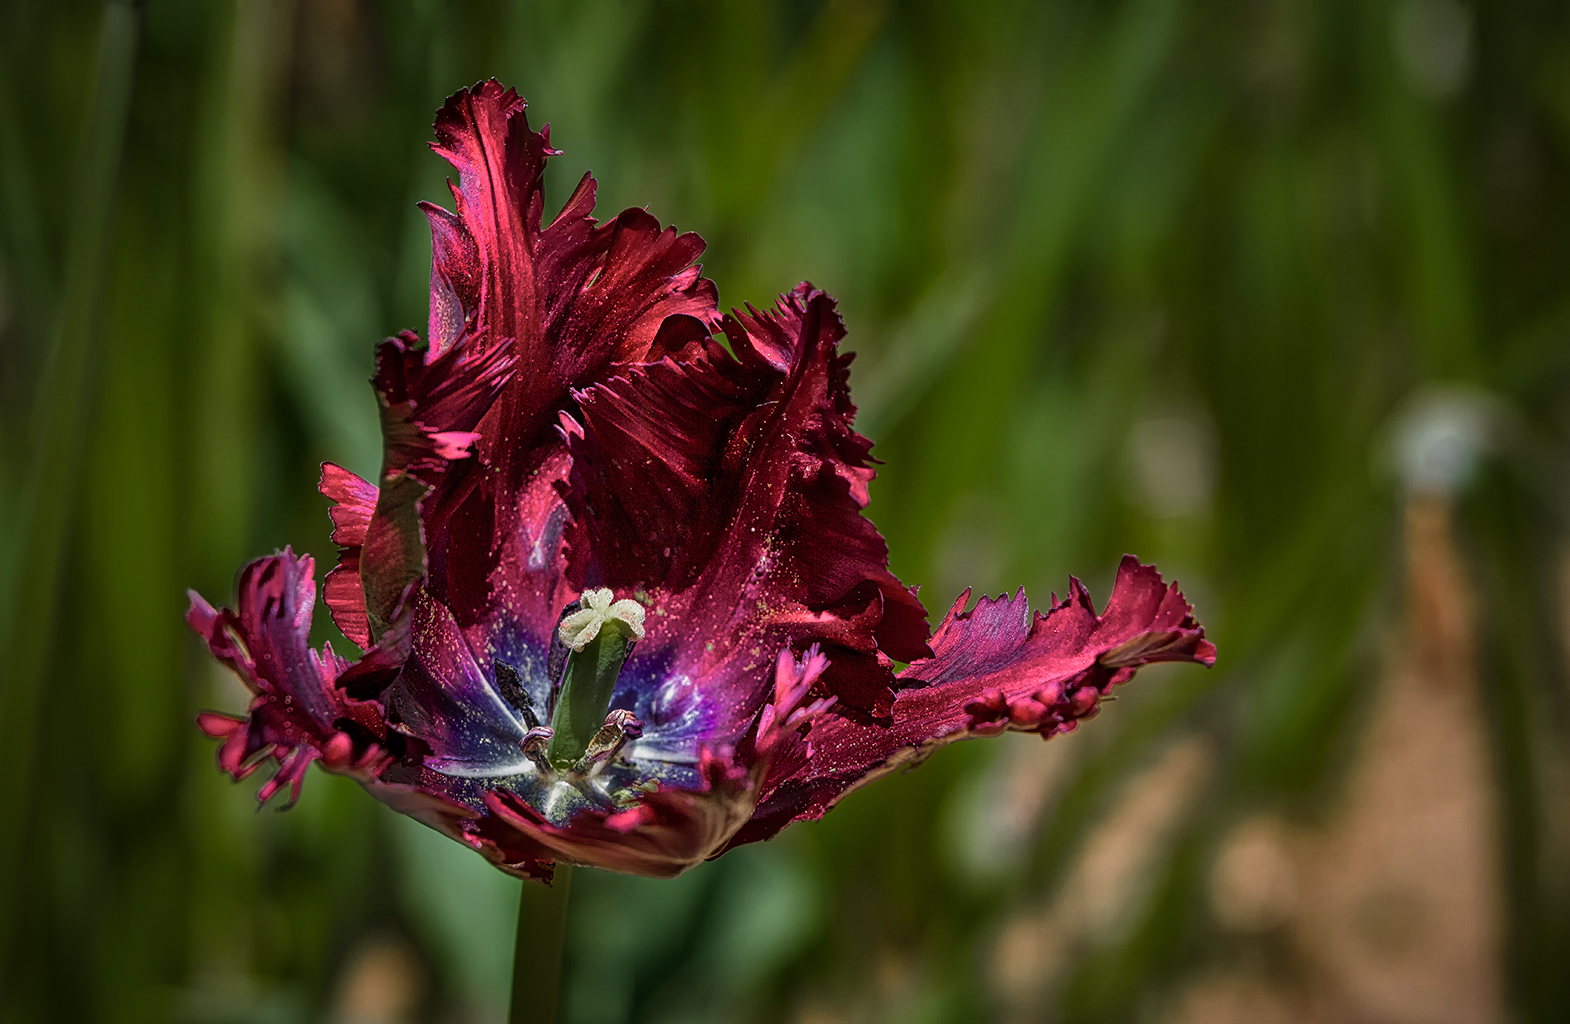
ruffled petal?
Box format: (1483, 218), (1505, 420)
(187, 550), (394, 806)
(358, 328), (516, 641)
(424, 81), (550, 363)
(405, 80), (724, 658)
(559, 285), (930, 742)
(420, 80), (719, 472)
(724, 557), (1215, 849)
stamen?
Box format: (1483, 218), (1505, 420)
(520, 726), (555, 773)
(574, 709), (645, 772)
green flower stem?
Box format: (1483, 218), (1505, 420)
(509, 864), (573, 1024)
(547, 625), (633, 766)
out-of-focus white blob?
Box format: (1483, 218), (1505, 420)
(1393, 0), (1473, 99)
(1388, 385), (1497, 496)
(1127, 415), (1217, 519)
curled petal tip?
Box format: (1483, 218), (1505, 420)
(196, 711), (242, 738)
(1195, 638), (1218, 666)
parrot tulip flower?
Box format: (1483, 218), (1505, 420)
(190, 80), (1214, 884)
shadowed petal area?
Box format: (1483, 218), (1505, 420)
(480, 750), (757, 879)
(386, 591), (530, 776)
(724, 557), (1216, 849)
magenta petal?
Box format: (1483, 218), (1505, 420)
(558, 337), (752, 591)
(187, 550), (392, 805)
(323, 549), (371, 650)
(423, 82), (719, 481)
(725, 557), (1215, 849)
(426, 81), (548, 364)
(321, 463), (377, 545)
(358, 327), (515, 640)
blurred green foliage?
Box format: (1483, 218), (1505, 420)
(4, 0), (1570, 1021)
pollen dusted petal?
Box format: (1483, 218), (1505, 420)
(407, 79), (723, 647)
(386, 591), (531, 774)
(421, 80), (720, 483)
(559, 285), (930, 729)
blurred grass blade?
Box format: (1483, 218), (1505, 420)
(0, 0), (143, 973)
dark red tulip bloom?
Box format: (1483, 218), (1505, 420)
(190, 81), (1215, 882)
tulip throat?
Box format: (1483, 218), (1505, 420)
(546, 590), (646, 768)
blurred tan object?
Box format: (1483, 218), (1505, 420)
(328, 934), (425, 1024)
(1165, 970), (1300, 1024)
(1294, 493), (1503, 1023)
(790, 1005), (844, 1024)
(1187, 392), (1508, 1024)
(1060, 737), (1214, 943)
(1189, 490), (1506, 1024)
(1208, 814), (1299, 933)
(992, 735), (1214, 1019)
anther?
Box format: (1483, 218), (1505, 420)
(574, 709), (644, 772)
(520, 726), (555, 772)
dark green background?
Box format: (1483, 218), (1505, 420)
(4, 0), (1570, 1020)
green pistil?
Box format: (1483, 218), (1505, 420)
(547, 621), (634, 768)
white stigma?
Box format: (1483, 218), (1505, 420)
(558, 588), (646, 652)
